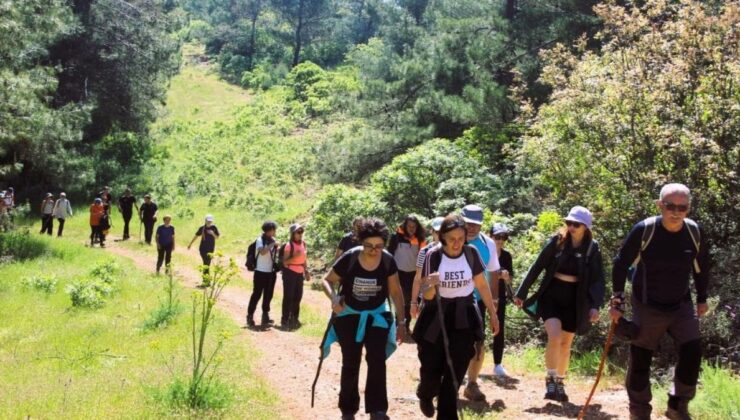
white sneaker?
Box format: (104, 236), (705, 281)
(494, 364), (508, 377)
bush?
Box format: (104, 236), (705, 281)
(21, 274), (58, 294)
(154, 377), (232, 411)
(0, 231), (49, 261)
(66, 280), (114, 308)
(370, 139), (504, 218)
(307, 185), (389, 263)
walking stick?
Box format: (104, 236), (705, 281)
(311, 310), (338, 408)
(138, 217), (143, 244)
(578, 320), (616, 420)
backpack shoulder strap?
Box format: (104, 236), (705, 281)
(632, 216), (657, 267)
(684, 218), (702, 273)
(381, 249), (394, 273)
(346, 248), (360, 274)
(463, 245), (477, 272)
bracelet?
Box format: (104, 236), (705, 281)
(410, 302), (419, 306)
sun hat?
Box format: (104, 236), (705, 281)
(430, 217), (445, 232)
(564, 206), (593, 229)
(205, 214), (214, 222)
(461, 204), (484, 225)
(289, 223), (304, 234)
(491, 223), (510, 236)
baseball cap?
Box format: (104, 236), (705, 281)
(430, 217), (444, 232)
(94, 198), (102, 203)
(461, 205), (484, 225)
(205, 214), (214, 222)
(564, 206), (593, 229)
(289, 223), (304, 234)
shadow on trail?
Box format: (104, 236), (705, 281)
(479, 373), (521, 390)
(524, 401), (617, 419)
(459, 398), (506, 416)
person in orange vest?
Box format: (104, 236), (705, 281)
(89, 198), (107, 247)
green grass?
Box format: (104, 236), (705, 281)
(654, 363), (740, 420)
(0, 234), (280, 418)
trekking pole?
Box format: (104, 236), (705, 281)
(138, 217), (143, 244)
(578, 319), (616, 420)
(434, 284), (464, 420)
(311, 308), (339, 408)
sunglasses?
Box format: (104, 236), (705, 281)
(662, 201), (689, 213)
(443, 220), (466, 230)
(565, 221), (583, 228)
(362, 242), (384, 251)
(493, 234), (509, 241)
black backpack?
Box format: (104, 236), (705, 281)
(245, 241), (257, 271)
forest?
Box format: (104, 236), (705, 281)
(0, 0), (737, 418)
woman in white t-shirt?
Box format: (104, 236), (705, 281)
(412, 214), (499, 420)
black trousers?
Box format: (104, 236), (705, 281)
(143, 219), (155, 244)
(334, 314), (391, 415)
(281, 268), (304, 324)
(199, 248), (213, 276)
(248, 270), (277, 317)
(122, 212), (132, 239)
(398, 270), (415, 327)
(56, 218), (66, 237)
(40, 214), (53, 235)
(417, 328), (476, 420)
(157, 243), (173, 271)
(90, 225), (105, 245)
(492, 280), (507, 364)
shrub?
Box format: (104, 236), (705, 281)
(21, 275), (58, 294)
(0, 231), (49, 261)
(66, 280), (114, 309)
(307, 184), (389, 262)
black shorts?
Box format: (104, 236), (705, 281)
(539, 278), (577, 333)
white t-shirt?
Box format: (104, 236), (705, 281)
(255, 236), (276, 273)
(424, 247), (485, 299)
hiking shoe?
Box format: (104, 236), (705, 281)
(630, 412), (650, 420)
(544, 376), (557, 400)
(246, 315), (256, 328)
(418, 396), (435, 418)
(463, 381), (485, 401)
(493, 364), (509, 377)
(340, 412), (355, 420)
(555, 377), (568, 402)
(666, 397), (692, 420)
(261, 314), (274, 325)
(369, 412), (389, 420)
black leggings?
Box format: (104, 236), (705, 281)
(56, 218), (66, 237)
(492, 280), (507, 364)
(199, 248), (213, 276)
(281, 268), (304, 324)
(334, 313), (392, 415)
(90, 225), (105, 245)
(40, 214), (53, 235)
(398, 270), (415, 327)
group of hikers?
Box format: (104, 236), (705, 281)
(307, 183), (709, 420)
(20, 182), (709, 420)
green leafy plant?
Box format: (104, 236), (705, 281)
(21, 275), (58, 294)
(143, 265), (181, 331)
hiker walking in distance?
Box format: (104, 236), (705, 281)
(155, 215), (175, 275)
(89, 198), (107, 247)
(280, 223), (311, 329)
(40, 193), (55, 235)
(98, 186), (113, 215)
(388, 215), (426, 337)
(52, 192), (73, 237)
(321, 217), (406, 420)
(188, 214), (220, 285)
(514, 206), (605, 403)
(611, 183), (710, 420)
(247, 221), (279, 327)
(413, 214), (499, 420)
(459, 204), (502, 402)
(490, 223), (514, 378)
(117, 188), (138, 240)
(139, 194), (158, 245)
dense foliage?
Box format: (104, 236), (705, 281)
(0, 0), (180, 201)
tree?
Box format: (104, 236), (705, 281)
(271, 0), (335, 67)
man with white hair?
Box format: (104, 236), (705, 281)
(611, 183), (711, 420)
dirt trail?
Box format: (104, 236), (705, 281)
(102, 237), (641, 419)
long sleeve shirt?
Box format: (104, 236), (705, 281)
(612, 217), (710, 307)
